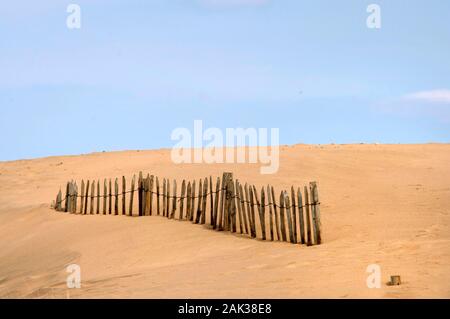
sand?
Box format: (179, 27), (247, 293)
(0, 144), (449, 298)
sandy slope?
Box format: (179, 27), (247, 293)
(0, 144), (449, 298)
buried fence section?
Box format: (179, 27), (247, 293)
(54, 172), (322, 247)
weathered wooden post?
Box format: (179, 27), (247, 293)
(229, 180), (237, 233)
(162, 178), (166, 217)
(236, 180), (244, 234)
(190, 180), (196, 222)
(80, 180), (85, 214)
(245, 183), (256, 238)
(156, 176), (160, 215)
(138, 172), (143, 216)
(186, 182), (192, 220)
(129, 175), (135, 216)
(149, 175), (154, 216)
(279, 191), (287, 242)
(90, 181), (95, 214)
(96, 180), (100, 214)
(297, 187), (306, 245)
(64, 182), (70, 212)
(108, 179), (112, 215)
(239, 184), (249, 235)
(310, 181), (322, 245)
(84, 180), (90, 215)
(212, 177), (220, 228)
(166, 179), (170, 218)
(114, 178), (119, 215)
(195, 179), (202, 224)
(180, 180), (186, 220)
(304, 186), (312, 246)
(103, 179), (107, 215)
(267, 185), (274, 241)
(145, 175), (150, 216)
(122, 176), (126, 215)
(209, 177), (214, 225)
(284, 191), (295, 244)
(201, 177), (208, 224)
(171, 179), (177, 219)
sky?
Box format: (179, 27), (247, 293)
(1, 0), (449, 161)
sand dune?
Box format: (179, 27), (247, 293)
(0, 144), (449, 298)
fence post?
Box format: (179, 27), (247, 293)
(114, 178), (119, 215)
(190, 180), (196, 222)
(144, 175), (150, 216)
(279, 191), (287, 242)
(122, 176), (126, 215)
(195, 179), (202, 224)
(201, 177), (208, 224)
(310, 181), (322, 245)
(209, 177), (214, 226)
(84, 180), (90, 215)
(162, 178), (166, 217)
(249, 186), (257, 238)
(156, 177), (160, 216)
(284, 191), (295, 243)
(90, 181), (95, 214)
(291, 186), (298, 244)
(239, 183), (249, 235)
(96, 180), (100, 214)
(138, 172), (143, 216)
(149, 175), (154, 216)
(186, 182), (191, 220)
(236, 180), (244, 234)
(304, 186), (312, 246)
(64, 182), (70, 212)
(297, 187), (306, 244)
(271, 186), (280, 241)
(166, 179), (170, 218)
(180, 180), (186, 220)
(229, 180), (236, 232)
(171, 179), (177, 219)
(213, 177), (220, 228)
(108, 179), (112, 215)
(267, 185), (274, 241)
(103, 179), (107, 215)
(80, 180), (85, 214)
(129, 175), (135, 216)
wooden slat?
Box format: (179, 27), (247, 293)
(96, 180), (100, 214)
(245, 183), (255, 238)
(162, 178), (166, 217)
(201, 177), (208, 224)
(290, 186), (298, 243)
(149, 175), (154, 216)
(217, 175), (226, 231)
(138, 172), (143, 216)
(213, 177), (220, 229)
(180, 180), (186, 220)
(209, 176), (214, 226)
(284, 191), (295, 243)
(190, 180), (196, 222)
(186, 182), (191, 220)
(239, 184), (249, 235)
(122, 176), (127, 215)
(84, 180), (90, 215)
(279, 191), (287, 241)
(145, 175), (150, 216)
(129, 175), (135, 216)
(271, 186), (280, 241)
(103, 179), (107, 215)
(80, 180), (85, 214)
(156, 176), (160, 216)
(267, 185), (274, 241)
(108, 179), (112, 215)
(229, 180), (236, 233)
(171, 179), (177, 219)
(90, 180), (95, 214)
(304, 186), (312, 246)
(297, 187), (306, 244)
(195, 179), (202, 224)
(236, 180), (244, 234)
(114, 178), (119, 215)
(166, 179), (170, 218)
(249, 185), (257, 238)
(310, 181), (322, 245)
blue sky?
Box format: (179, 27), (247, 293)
(1, 0), (449, 161)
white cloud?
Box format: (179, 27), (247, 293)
(404, 89), (450, 103)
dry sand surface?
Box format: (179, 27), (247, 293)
(0, 144), (449, 298)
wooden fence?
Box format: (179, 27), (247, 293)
(53, 172), (322, 246)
